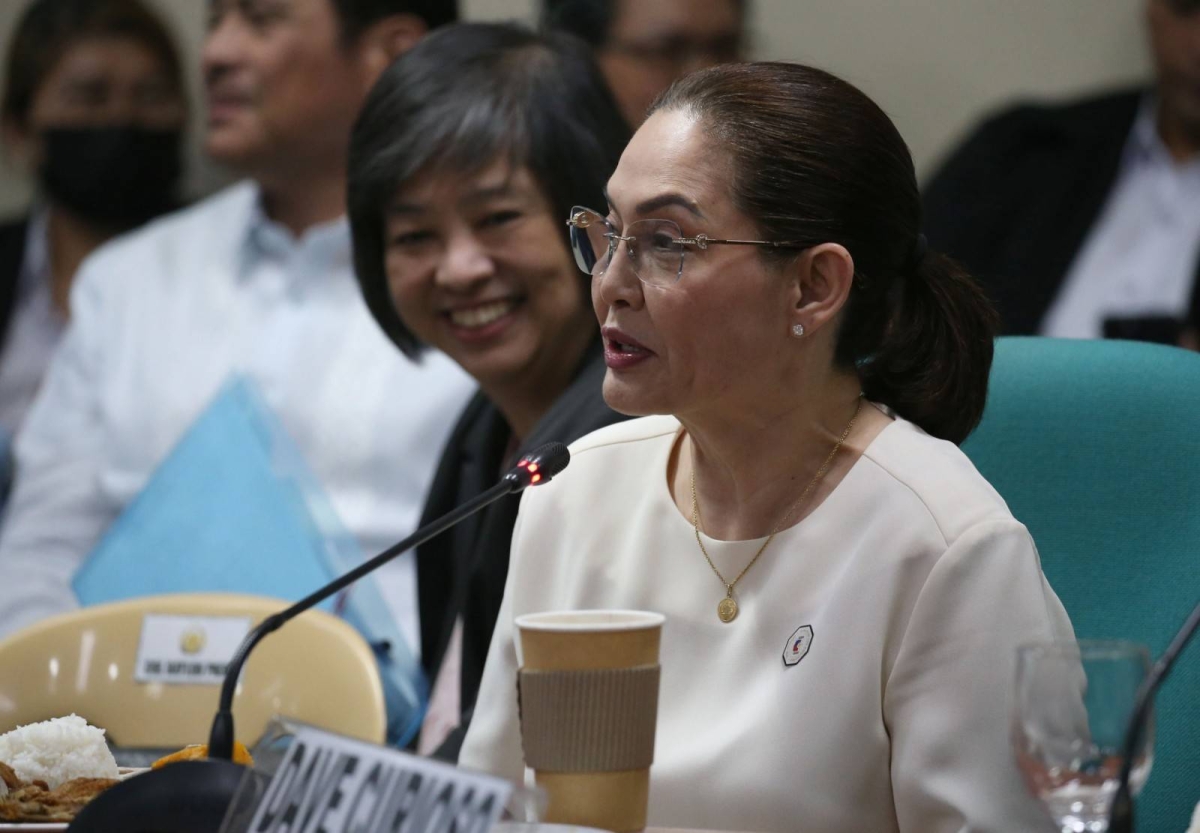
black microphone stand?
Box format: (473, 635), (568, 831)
(209, 469), (533, 759)
(68, 442), (569, 833)
(1107, 598), (1200, 833)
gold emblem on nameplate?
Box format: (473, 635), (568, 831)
(180, 627), (207, 655)
(717, 596), (738, 623)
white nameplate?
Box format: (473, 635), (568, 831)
(134, 614), (252, 685)
(247, 725), (511, 833)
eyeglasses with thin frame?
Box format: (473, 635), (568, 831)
(567, 206), (809, 288)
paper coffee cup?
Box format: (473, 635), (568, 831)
(516, 610), (665, 833)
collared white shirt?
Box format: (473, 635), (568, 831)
(0, 182), (476, 649)
(1042, 97), (1200, 339)
(0, 207), (67, 436)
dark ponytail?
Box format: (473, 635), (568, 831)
(857, 251), (998, 444)
(651, 63), (998, 444)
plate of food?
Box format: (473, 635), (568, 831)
(0, 714), (257, 830)
(0, 715), (144, 829)
(0, 768), (145, 830)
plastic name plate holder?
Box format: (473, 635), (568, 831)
(219, 718), (514, 833)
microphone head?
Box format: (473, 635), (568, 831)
(508, 442), (571, 490)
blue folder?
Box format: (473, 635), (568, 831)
(72, 376), (427, 745)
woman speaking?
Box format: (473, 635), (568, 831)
(460, 62), (1074, 831)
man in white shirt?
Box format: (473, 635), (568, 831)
(0, 0), (475, 651)
(923, 0), (1200, 344)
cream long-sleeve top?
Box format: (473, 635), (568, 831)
(460, 414), (1075, 833)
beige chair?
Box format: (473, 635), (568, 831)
(0, 593), (386, 748)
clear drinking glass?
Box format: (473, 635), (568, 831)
(1013, 640), (1154, 833)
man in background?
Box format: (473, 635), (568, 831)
(0, 0), (474, 658)
(924, 0), (1200, 345)
(543, 0), (745, 127)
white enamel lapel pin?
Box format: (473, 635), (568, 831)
(783, 624), (814, 667)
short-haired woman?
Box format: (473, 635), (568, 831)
(348, 22), (632, 758)
(461, 62), (1074, 831)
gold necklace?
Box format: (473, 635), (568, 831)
(691, 397), (862, 623)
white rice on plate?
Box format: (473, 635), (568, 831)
(0, 715), (119, 789)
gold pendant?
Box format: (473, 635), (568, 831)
(717, 596), (738, 623)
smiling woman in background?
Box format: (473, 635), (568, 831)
(460, 62), (1075, 832)
(0, 0), (186, 440)
(348, 22), (631, 760)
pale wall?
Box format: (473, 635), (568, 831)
(0, 0), (1153, 217)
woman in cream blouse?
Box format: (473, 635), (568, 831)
(460, 61), (1073, 833)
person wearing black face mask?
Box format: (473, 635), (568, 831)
(0, 0), (187, 445)
(36, 125), (182, 230)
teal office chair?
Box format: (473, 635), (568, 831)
(962, 337), (1200, 832)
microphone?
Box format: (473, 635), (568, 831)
(208, 441), (570, 759)
(1107, 598), (1200, 833)
(68, 442), (570, 833)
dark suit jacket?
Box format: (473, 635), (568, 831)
(923, 89), (1200, 339)
(416, 339), (627, 759)
(0, 219), (29, 353)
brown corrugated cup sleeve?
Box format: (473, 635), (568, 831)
(518, 664), (661, 772)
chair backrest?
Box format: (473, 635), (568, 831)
(0, 593), (386, 749)
(962, 337), (1200, 832)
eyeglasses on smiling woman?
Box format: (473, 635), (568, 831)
(567, 206), (809, 287)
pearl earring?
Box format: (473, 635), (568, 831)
(791, 323), (805, 338)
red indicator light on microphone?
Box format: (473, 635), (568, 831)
(506, 442), (568, 491)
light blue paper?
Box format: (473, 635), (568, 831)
(72, 376), (428, 745)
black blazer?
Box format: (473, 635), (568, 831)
(923, 89), (1200, 339)
(0, 219), (29, 353)
(415, 340), (627, 759)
